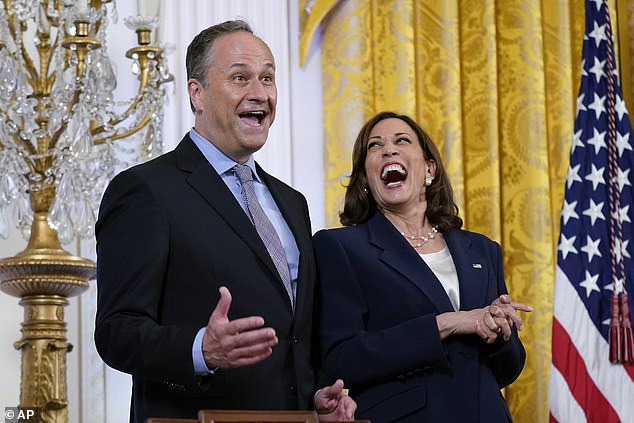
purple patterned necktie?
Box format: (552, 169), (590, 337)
(234, 164), (294, 309)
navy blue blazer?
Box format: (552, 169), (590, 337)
(314, 212), (525, 422)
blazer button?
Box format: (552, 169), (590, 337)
(292, 337), (299, 344)
(290, 385), (297, 394)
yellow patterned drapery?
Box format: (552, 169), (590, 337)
(299, 0), (634, 422)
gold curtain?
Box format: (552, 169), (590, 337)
(299, 0), (634, 421)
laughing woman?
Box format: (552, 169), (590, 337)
(314, 111), (532, 422)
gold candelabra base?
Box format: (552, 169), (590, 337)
(0, 212), (95, 423)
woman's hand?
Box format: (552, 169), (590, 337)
(483, 295), (533, 341)
(437, 295), (532, 343)
(437, 308), (492, 340)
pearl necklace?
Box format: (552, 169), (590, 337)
(400, 225), (438, 248)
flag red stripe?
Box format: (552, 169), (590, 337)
(552, 318), (621, 423)
(549, 413), (559, 423)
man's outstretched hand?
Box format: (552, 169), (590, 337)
(202, 286), (278, 369)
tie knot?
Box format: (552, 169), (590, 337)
(234, 164), (253, 184)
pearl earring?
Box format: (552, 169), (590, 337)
(425, 177), (433, 186)
(363, 187), (368, 194)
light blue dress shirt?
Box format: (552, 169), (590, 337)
(188, 128), (300, 374)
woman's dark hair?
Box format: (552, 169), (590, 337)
(339, 111), (463, 233)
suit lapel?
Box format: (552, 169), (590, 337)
(444, 231), (489, 311)
(368, 214), (455, 313)
(175, 137), (283, 292)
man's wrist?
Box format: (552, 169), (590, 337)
(314, 388), (336, 415)
(193, 327), (217, 374)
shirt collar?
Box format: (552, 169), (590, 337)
(189, 128), (261, 182)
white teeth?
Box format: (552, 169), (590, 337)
(381, 163), (406, 179)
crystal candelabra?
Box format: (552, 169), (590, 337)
(0, 1), (172, 421)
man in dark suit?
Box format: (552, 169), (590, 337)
(94, 20), (355, 423)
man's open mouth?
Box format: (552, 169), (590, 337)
(239, 110), (266, 126)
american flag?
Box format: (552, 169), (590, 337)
(549, 0), (634, 421)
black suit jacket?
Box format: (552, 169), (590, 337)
(95, 135), (319, 423)
(313, 213), (525, 423)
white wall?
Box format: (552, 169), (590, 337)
(0, 0), (325, 421)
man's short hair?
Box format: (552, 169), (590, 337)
(186, 20), (254, 86)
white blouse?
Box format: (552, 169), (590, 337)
(420, 247), (460, 311)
